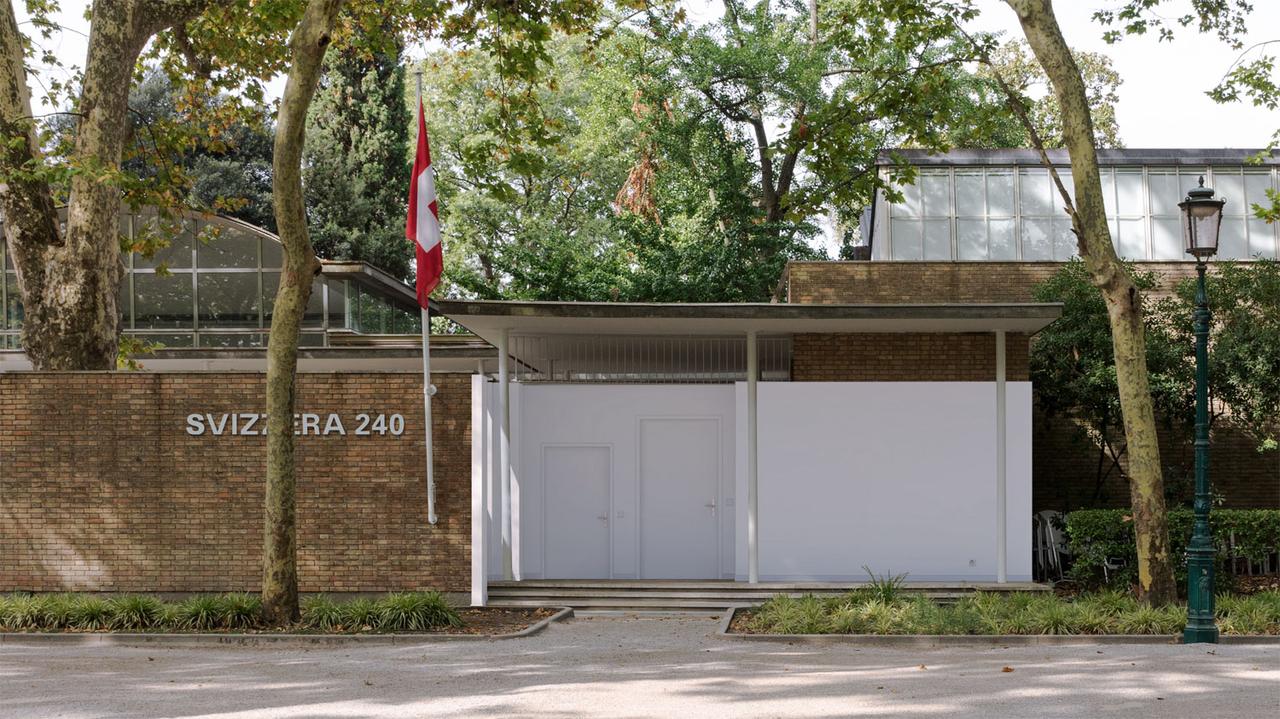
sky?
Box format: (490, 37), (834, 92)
(966, 0), (1279, 149)
(20, 1), (1279, 149)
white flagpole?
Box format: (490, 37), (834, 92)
(423, 305), (436, 525)
(417, 69), (438, 525)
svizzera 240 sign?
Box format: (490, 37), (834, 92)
(185, 412), (406, 437)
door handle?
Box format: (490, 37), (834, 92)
(597, 515), (609, 524)
(704, 501), (717, 516)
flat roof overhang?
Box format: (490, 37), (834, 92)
(320, 261), (420, 308)
(435, 299), (1063, 343)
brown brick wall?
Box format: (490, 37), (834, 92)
(786, 261), (1203, 305)
(0, 371), (472, 593)
(792, 333), (1031, 382)
(1033, 411), (1280, 512)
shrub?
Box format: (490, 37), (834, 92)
(1114, 604), (1185, 635)
(1065, 508), (1280, 590)
(1026, 596), (1078, 635)
(39, 594), (79, 630)
(301, 595), (345, 631)
(105, 595), (165, 630)
(747, 589), (1278, 636)
(860, 599), (905, 635)
(828, 605), (867, 634)
(1217, 592), (1280, 635)
(862, 566), (908, 604)
(376, 592), (462, 631)
(749, 594), (831, 634)
(1070, 604), (1118, 634)
(69, 596), (113, 630)
(1, 591), (469, 633)
(339, 598), (380, 630)
(156, 602), (181, 628)
(1074, 590), (1137, 617)
(174, 595), (224, 630)
(218, 593), (262, 629)
(2, 595), (50, 630)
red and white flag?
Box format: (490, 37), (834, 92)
(406, 101), (442, 307)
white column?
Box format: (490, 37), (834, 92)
(470, 375), (488, 605)
(498, 328), (513, 581)
(995, 330), (1008, 584)
(747, 330), (759, 584)
(422, 308), (437, 525)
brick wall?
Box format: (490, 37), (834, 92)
(0, 371), (472, 593)
(1033, 411), (1279, 512)
(786, 261), (1203, 304)
(792, 333), (1030, 381)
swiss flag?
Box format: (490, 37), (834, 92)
(406, 101), (442, 308)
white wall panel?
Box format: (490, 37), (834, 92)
(736, 382), (1033, 582)
(481, 379), (1033, 584)
(511, 384), (736, 579)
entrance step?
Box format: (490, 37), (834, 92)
(487, 580), (1049, 611)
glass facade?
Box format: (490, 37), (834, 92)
(874, 164), (1280, 261)
(0, 212), (421, 349)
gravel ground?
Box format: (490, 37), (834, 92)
(2, 614), (1277, 718)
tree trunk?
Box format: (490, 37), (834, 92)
(1005, 0), (1177, 605)
(261, 0), (344, 627)
(0, 0), (207, 370)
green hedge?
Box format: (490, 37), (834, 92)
(1065, 509), (1280, 590)
(747, 590), (1280, 635)
(0, 591), (462, 633)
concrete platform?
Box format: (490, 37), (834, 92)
(487, 579), (1049, 610)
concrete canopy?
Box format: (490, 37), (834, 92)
(433, 299), (1063, 343)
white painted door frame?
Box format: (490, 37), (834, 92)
(541, 443), (614, 579)
(635, 415), (725, 580)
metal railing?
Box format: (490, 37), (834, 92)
(507, 334), (791, 383)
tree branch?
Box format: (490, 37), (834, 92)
(955, 22), (1081, 243)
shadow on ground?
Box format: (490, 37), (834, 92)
(2, 614), (1276, 718)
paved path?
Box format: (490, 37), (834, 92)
(2, 614), (1277, 718)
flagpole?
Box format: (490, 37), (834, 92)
(417, 68), (438, 526)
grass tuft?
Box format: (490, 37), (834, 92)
(301, 595), (345, 631)
(69, 596), (113, 630)
(105, 595), (164, 630)
(1, 590), (473, 634)
(175, 595), (224, 630)
(748, 590), (1280, 636)
(861, 566), (908, 604)
(339, 598), (380, 630)
(376, 592), (463, 631)
(218, 593), (262, 629)
(1114, 604), (1185, 635)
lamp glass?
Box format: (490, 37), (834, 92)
(1183, 202), (1222, 256)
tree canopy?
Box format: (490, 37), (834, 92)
(418, 2), (1124, 302)
(1032, 258), (1279, 508)
(305, 38), (413, 280)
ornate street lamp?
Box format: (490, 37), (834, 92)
(1179, 176), (1225, 644)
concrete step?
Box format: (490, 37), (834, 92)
(487, 597), (745, 610)
(486, 580), (1050, 611)
(489, 580), (1047, 591)
(488, 588), (832, 599)
(487, 595), (986, 605)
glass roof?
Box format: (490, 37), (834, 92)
(870, 162), (1280, 262)
(1, 209), (422, 350)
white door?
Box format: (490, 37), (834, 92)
(543, 445), (612, 578)
(639, 418), (721, 579)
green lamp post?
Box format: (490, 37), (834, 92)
(1179, 176), (1225, 644)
